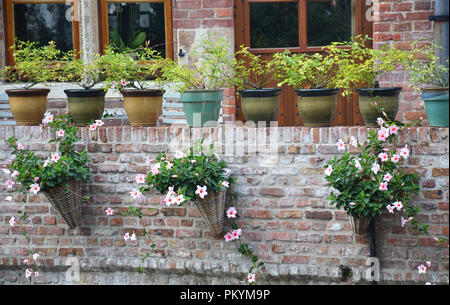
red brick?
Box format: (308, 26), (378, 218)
(281, 255), (310, 264)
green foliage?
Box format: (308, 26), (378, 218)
(6, 114), (91, 195)
(161, 35), (232, 92)
(141, 142), (233, 201)
(325, 35), (411, 96)
(0, 40), (63, 89)
(324, 113), (420, 220)
(100, 46), (169, 91)
(271, 51), (336, 89)
(403, 42), (449, 89)
(110, 30), (147, 52)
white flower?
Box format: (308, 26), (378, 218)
(11, 170), (19, 178)
(6, 179), (14, 189)
(175, 195), (185, 205)
(29, 183), (40, 195)
(130, 233), (137, 241)
(123, 232), (130, 241)
(376, 117), (384, 126)
(350, 136), (358, 147)
(34, 271), (40, 277)
(17, 143), (24, 150)
(371, 162), (380, 174)
(377, 129), (389, 142)
(2, 168), (11, 174)
(95, 120), (104, 127)
(426, 261), (431, 268)
(378, 152), (388, 162)
(129, 189), (143, 200)
(354, 159), (362, 170)
(231, 229), (242, 240)
(336, 139), (345, 151)
(174, 151), (185, 159)
(135, 174), (146, 184)
(389, 125), (399, 135)
(349, 202), (356, 207)
(89, 124), (97, 131)
(56, 129), (65, 138)
(50, 153), (60, 163)
(399, 145), (410, 159)
(392, 201), (403, 211)
(222, 181), (230, 188)
(5, 196), (12, 202)
(25, 268), (33, 278)
(42, 112), (53, 125)
(418, 264), (427, 274)
(247, 273), (256, 283)
(9, 216), (16, 227)
(391, 154), (400, 163)
(165, 195), (176, 206)
(386, 205), (394, 214)
(324, 165), (333, 177)
(166, 162), (173, 170)
(43, 159), (50, 168)
(105, 208), (114, 216)
(226, 207), (237, 218)
(32, 253), (39, 261)
(167, 186), (176, 196)
(383, 173), (393, 182)
(195, 185), (208, 199)
(379, 182), (388, 191)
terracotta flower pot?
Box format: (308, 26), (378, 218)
(6, 88), (50, 126)
(356, 87), (402, 127)
(64, 89), (106, 127)
(121, 89), (164, 126)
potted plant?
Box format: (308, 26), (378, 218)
(131, 143), (234, 235)
(324, 114), (421, 235)
(0, 40), (61, 125)
(101, 46), (168, 126)
(5, 114), (99, 229)
(403, 43), (449, 127)
(56, 52), (106, 127)
(271, 51), (338, 127)
(326, 35), (407, 126)
(161, 37), (232, 127)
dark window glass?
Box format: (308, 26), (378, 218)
(108, 3), (166, 57)
(13, 4), (73, 52)
(307, 0), (352, 46)
(250, 2), (299, 49)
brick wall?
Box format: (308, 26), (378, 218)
(373, 0), (436, 124)
(0, 125), (448, 284)
(0, 1), (5, 69)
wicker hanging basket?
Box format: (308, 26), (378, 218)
(194, 189), (227, 236)
(349, 215), (371, 235)
(43, 180), (82, 229)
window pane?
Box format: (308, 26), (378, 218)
(108, 3), (166, 56)
(307, 0), (352, 46)
(13, 4), (73, 52)
(250, 2), (299, 49)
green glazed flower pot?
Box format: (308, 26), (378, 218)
(180, 90), (223, 127)
(356, 87), (402, 127)
(64, 89), (106, 127)
(295, 88), (339, 127)
(238, 88), (282, 126)
(421, 88), (449, 127)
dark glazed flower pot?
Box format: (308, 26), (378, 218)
(295, 88), (339, 127)
(238, 88), (282, 125)
(6, 88), (50, 126)
(356, 87), (402, 127)
(64, 89), (106, 127)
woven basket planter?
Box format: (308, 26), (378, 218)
(350, 215), (371, 235)
(43, 181), (82, 229)
(194, 190), (227, 236)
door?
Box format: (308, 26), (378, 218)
(234, 0), (373, 126)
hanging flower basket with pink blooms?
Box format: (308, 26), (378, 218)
(349, 215), (370, 235)
(194, 188), (227, 236)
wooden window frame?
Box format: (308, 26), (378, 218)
(243, 0), (368, 55)
(98, 0), (173, 59)
(2, 0), (80, 65)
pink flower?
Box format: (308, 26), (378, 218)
(386, 205), (394, 214)
(51, 153), (60, 163)
(174, 151), (185, 159)
(32, 253), (39, 261)
(391, 154), (400, 163)
(377, 129), (388, 142)
(165, 195), (176, 206)
(56, 129), (65, 138)
(151, 168), (160, 176)
(89, 124), (97, 131)
(195, 185), (208, 199)
(190, 160), (196, 164)
(354, 159), (362, 171)
(17, 143), (24, 150)
(120, 79), (127, 86)
(171, 174), (178, 178)
(389, 125), (399, 135)
(371, 162), (380, 174)
(6, 179), (14, 189)
(9, 216), (16, 227)
(392, 201), (403, 211)
(224, 232), (233, 242)
(123, 232), (130, 241)
(376, 117), (384, 126)
(34, 271), (40, 277)
(166, 162), (173, 170)
(105, 208), (114, 216)
(399, 145), (409, 159)
(23, 259), (30, 264)
(418, 264), (427, 274)
(378, 152), (388, 162)
(426, 261), (431, 268)
(349, 202), (356, 207)
(247, 273), (256, 283)
(231, 229), (242, 240)
(135, 174), (146, 184)
(379, 182), (388, 191)
(195, 173), (199, 176)
(29, 183), (40, 195)
(336, 139), (345, 151)
(25, 268), (33, 278)
(95, 120), (104, 127)
(222, 181), (230, 188)
(42, 112), (53, 125)
(383, 173), (393, 182)
(167, 186), (176, 196)
(226, 207), (237, 218)
(324, 165), (333, 176)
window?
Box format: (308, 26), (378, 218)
(3, 0), (80, 65)
(99, 0), (173, 58)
